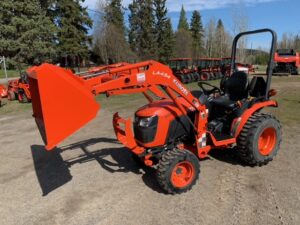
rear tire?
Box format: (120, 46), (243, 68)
(7, 90), (16, 101)
(179, 75), (185, 83)
(156, 148), (200, 194)
(187, 74), (193, 83)
(200, 72), (210, 81)
(18, 92), (29, 103)
(183, 75), (189, 84)
(214, 72), (220, 79)
(237, 113), (281, 166)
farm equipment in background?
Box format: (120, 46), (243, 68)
(0, 84), (8, 107)
(28, 29), (281, 194)
(7, 72), (31, 103)
(168, 58), (198, 83)
(169, 58), (226, 83)
(222, 57), (255, 74)
(272, 49), (299, 75)
(194, 58), (224, 81)
(0, 84), (8, 98)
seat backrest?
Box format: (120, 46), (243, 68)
(249, 76), (266, 97)
(224, 71), (249, 101)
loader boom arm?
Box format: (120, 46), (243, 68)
(28, 60), (208, 150)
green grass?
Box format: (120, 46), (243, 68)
(0, 100), (32, 115)
(0, 69), (20, 79)
(255, 65), (267, 73)
(1, 78), (300, 128)
(265, 81), (300, 125)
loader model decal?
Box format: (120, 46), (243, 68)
(153, 71), (171, 79)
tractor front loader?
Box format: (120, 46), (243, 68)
(28, 29), (281, 194)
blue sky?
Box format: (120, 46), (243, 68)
(84, 0), (300, 48)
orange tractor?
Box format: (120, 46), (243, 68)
(28, 29), (281, 194)
(0, 84), (8, 107)
(272, 49), (300, 75)
(222, 57), (255, 75)
(193, 58), (224, 81)
(7, 72), (31, 103)
(168, 58), (198, 83)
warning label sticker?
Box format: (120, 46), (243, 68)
(137, 73), (146, 83)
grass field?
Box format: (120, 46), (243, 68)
(1, 76), (300, 225)
(0, 69), (20, 79)
(1, 77), (299, 126)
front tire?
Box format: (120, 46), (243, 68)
(156, 148), (200, 194)
(7, 90), (16, 101)
(18, 93), (29, 103)
(237, 113), (282, 166)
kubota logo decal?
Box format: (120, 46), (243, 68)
(173, 79), (189, 96)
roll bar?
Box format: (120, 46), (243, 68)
(230, 28), (277, 99)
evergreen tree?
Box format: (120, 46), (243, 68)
(154, 0), (174, 63)
(0, 0), (56, 67)
(129, 0), (156, 60)
(175, 30), (193, 58)
(105, 0), (126, 36)
(160, 18), (175, 62)
(139, 0), (157, 60)
(128, 0), (139, 53)
(190, 10), (204, 58)
(55, 0), (93, 66)
(177, 5), (189, 31)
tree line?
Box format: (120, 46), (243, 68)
(278, 33), (300, 52)
(93, 1), (234, 64)
(0, 0), (92, 69)
(1, 0), (299, 69)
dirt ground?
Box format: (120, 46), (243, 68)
(0, 77), (300, 225)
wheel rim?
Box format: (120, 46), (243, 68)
(171, 161), (194, 188)
(18, 93), (23, 102)
(201, 73), (208, 81)
(258, 127), (277, 156)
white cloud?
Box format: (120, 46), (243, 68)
(83, 0), (280, 12)
(82, 0), (97, 9)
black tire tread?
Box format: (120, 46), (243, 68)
(156, 149), (200, 194)
(237, 112), (282, 166)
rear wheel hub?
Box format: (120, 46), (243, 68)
(258, 127), (277, 156)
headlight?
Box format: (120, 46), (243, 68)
(136, 116), (157, 127)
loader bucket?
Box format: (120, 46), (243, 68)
(28, 64), (100, 151)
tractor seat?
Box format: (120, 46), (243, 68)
(224, 71), (249, 101)
(210, 71), (249, 111)
(249, 76), (266, 97)
(210, 96), (237, 111)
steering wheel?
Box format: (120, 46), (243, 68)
(198, 81), (222, 96)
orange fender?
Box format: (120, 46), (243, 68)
(232, 100), (278, 138)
